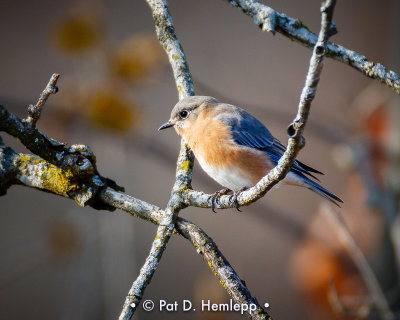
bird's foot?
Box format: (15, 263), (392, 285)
(208, 188), (231, 213)
(229, 187), (248, 212)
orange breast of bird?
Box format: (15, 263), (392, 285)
(179, 109), (272, 185)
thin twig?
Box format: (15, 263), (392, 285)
(226, 0), (400, 95)
(26, 73), (59, 127)
(184, 0), (337, 211)
(322, 204), (395, 320)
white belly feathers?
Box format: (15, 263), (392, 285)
(196, 154), (254, 191)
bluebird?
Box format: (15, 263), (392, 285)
(159, 96), (343, 211)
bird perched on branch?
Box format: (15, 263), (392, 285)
(159, 96), (342, 211)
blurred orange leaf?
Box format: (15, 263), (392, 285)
(290, 241), (364, 311)
(53, 15), (102, 54)
(88, 91), (139, 132)
(47, 218), (81, 263)
(109, 34), (165, 84)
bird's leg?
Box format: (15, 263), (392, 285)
(229, 187), (248, 212)
(208, 188), (231, 213)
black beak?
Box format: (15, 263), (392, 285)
(158, 121), (174, 131)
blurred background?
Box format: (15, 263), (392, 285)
(0, 0), (400, 319)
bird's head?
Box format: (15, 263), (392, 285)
(158, 96), (219, 135)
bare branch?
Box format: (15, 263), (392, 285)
(0, 142), (104, 206)
(226, 0), (400, 95)
(119, 221), (175, 319)
(26, 73), (59, 127)
(100, 188), (271, 320)
(0, 105), (93, 173)
(4, 0), (398, 319)
(146, 0), (194, 100)
(322, 204), (395, 320)
(0, 138), (18, 195)
(0, 72), (265, 319)
(119, 1), (337, 316)
(184, 0), (337, 211)
(176, 219), (271, 320)
(0, 96), (122, 208)
(118, 1), (196, 318)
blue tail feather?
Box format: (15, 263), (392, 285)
(298, 174), (343, 207)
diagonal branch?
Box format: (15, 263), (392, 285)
(226, 0), (400, 95)
(118, 0), (195, 318)
(100, 188), (271, 320)
(176, 219), (271, 320)
(119, 221), (175, 319)
(0, 111), (105, 206)
(0, 74), (269, 319)
(0, 140), (270, 320)
(184, 0), (337, 211)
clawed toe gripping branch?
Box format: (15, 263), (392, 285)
(1, 0), (399, 319)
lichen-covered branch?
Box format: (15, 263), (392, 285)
(0, 138), (18, 195)
(0, 143), (268, 320)
(184, 0), (337, 211)
(99, 188), (271, 320)
(119, 221), (176, 320)
(226, 0), (400, 95)
(146, 0), (194, 99)
(176, 220), (271, 320)
(0, 104), (99, 182)
(0, 146), (104, 206)
(4, 0), (395, 319)
(0, 73), (266, 319)
(118, 1), (195, 318)
(0, 134), (104, 206)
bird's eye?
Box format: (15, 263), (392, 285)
(179, 110), (189, 119)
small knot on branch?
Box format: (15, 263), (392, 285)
(299, 136), (306, 149)
(287, 117), (305, 137)
(287, 123), (296, 137)
(315, 45), (325, 56)
(328, 21), (338, 36)
(259, 6), (277, 34)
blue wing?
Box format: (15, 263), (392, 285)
(216, 105), (323, 180)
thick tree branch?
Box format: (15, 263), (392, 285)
(184, 0), (337, 211)
(0, 141), (268, 320)
(226, 0), (400, 95)
(0, 125), (104, 206)
(0, 149), (101, 206)
(0, 83), (267, 320)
